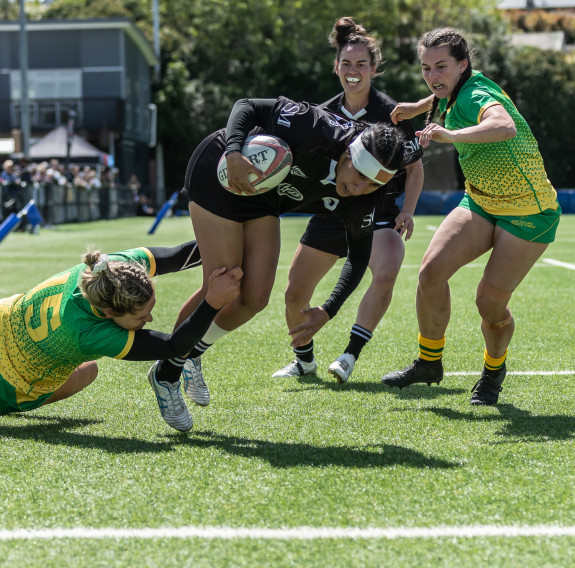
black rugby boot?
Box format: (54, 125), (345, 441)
(470, 365), (506, 406)
(381, 358), (443, 389)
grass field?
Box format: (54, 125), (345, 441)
(0, 214), (574, 567)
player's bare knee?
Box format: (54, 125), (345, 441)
(371, 267), (398, 292)
(243, 292), (270, 314)
(418, 260), (445, 291)
(476, 279), (512, 312)
(284, 285), (309, 308)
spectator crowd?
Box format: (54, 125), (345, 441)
(0, 157), (150, 227)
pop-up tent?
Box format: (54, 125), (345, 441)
(28, 126), (105, 162)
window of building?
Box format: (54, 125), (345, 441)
(10, 69), (82, 99)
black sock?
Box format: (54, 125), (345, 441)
(188, 340), (212, 360)
(345, 324), (373, 360)
(294, 341), (314, 363)
(156, 357), (186, 383)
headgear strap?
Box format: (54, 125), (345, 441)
(349, 135), (397, 183)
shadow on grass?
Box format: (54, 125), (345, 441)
(0, 414), (179, 453)
(425, 404), (575, 441)
(290, 373), (465, 399)
(173, 430), (457, 470)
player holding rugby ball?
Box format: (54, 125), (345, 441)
(148, 92), (406, 417)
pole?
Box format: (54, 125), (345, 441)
(153, 0), (160, 77)
(19, 0), (30, 157)
(64, 110), (76, 171)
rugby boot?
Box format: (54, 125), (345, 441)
(471, 365), (506, 406)
(381, 358), (443, 389)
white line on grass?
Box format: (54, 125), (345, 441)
(446, 371), (575, 377)
(2, 525), (575, 540)
(542, 258), (575, 270)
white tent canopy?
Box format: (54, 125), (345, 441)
(28, 126), (105, 162)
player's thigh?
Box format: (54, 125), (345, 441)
(190, 203), (244, 274)
(42, 361), (99, 405)
(286, 244), (338, 300)
(483, 225), (548, 291)
(370, 228), (405, 277)
(420, 207), (495, 282)
(241, 216), (281, 299)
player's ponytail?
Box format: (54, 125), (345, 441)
(80, 250), (153, 315)
(418, 27), (473, 125)
(329, 16), (383, 73)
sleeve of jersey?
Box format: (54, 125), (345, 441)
(398, 120), (423, 166)
(321, 228), (372, 319)
(461, 89), (499, 125)
(108, 248), (156, 276)
(145, 241), (201, 275)
(120, 301), (219, 361)
(267, 97), (318, 149)
(225, 98), (276, 155)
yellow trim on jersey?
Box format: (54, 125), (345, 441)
(114, 329), (135, 359)
(476, 101), (501, 123)
(140, 247), (157, 276)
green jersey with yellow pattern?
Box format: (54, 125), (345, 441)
(0, 247), (156, 408)
(439, 71), (557, 215)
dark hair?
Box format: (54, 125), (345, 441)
(329, 16), (383, 73)
(79, 250), (154, 315)
(359, 122), (405, 172)
(418, 27), (473, 125)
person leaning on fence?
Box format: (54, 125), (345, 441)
(0, 240), (242, 432)
(380, 27), (561, 405)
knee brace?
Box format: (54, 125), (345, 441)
(476, 279), (514, 330)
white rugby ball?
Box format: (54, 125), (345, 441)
(216, 134), (293, 195)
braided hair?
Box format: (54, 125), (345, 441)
(358, 122), (406, 173)
(329, 16), (383, 74)
(79, 251), (154, 315)
(418, 27), (473, 125)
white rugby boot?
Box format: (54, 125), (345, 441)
(182, 356), (210, 407)
(148, 361), (193, 432)
(272, 358), (317, 378)
(328, 353), (356, 384)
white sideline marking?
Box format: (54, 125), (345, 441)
(543, 258), (575, 271)
(2, 525), (575, 540)
(446, 371), (575, 377)
(426, 224), (438, 231)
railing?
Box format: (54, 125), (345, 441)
(1, 181), (143, 226)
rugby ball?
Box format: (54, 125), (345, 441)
(216, 135), (293, 195)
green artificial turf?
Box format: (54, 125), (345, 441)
(0, 214), (574, 567)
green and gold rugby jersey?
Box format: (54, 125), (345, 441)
(0, 247), (156, 406)
(439, 71), (557, 215)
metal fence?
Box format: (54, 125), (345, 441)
(1, 181), (140, 226)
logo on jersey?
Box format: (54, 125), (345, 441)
(277, 102), (301, 127)
(404, 138), (420, 156)
(362, 211), (374, 228)
(277, 183), (304, 201)
(322, 197), (339, 211)
(290, 166), (307, 178)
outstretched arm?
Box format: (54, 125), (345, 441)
(122, 266), (243, 360)
(391, 95), (434, 124)
(288, 229), (372, 347)
(146, 240), (201, 275)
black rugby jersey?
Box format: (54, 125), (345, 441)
(226, 97), (378, 240)
(320, 87), (422, 200)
